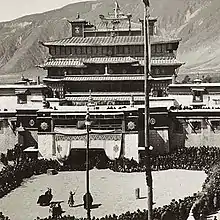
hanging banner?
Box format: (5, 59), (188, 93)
(91, 134), (122, 160)
(54, 132), (122, 160)
(56, 140), (71, 161)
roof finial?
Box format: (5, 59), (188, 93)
(130, 94), (134, 107)
(76, 12), (80, 19)
(88, 89), (94, 105)
(114, 1), (120, 18)
(194, 73), (202, 84)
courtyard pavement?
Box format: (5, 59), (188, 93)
(0, 169), (206, 220)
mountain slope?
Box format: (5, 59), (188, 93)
(0, 0), (219, 79)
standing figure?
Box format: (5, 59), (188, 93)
(214, 192), (219, 210)
(68, 191), (75, 207)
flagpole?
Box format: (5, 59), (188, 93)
(85, 106), (91, 220)
(143, 0), (153, 220)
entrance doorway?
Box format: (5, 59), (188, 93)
(65, 149), (110, 170)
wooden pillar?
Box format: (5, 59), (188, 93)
(105, 65), (108, 75)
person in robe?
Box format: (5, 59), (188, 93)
(68, 191), (75, 207)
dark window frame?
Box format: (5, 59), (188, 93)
(50, 46), (56, 55)
(191, 121), (202, 133)
(17, 94), (27, 104)
(55, 46), (61, 55)
(193, 91), (203, 102)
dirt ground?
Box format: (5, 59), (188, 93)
(0, 169), (206, 220)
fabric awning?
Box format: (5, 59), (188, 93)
(54, 127), (117, 135)
(15, 89), (29, 95)
(191, 88), (205, 91)
(64, 75), (144, 81)
(24, 147), (39, 152)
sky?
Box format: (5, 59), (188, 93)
(0, 0), (91, 22)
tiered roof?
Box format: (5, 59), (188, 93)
(40, 58), (87, 68)
(43, 35), (181, 46)
(84, 57), (138, 64)
(44, 75), (172, 82)
(40, 57), (184, 68)
(136, 57), (184, 67)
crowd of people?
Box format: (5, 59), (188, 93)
(0, 212), (10, 220)
(34, 194), (199, 220)
(108, 146), (220, 173)
(0, 145), (60, 198)
(1, 145), (220, 219)
(190, 163), (220, 219)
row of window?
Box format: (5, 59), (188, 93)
(54, 118), (122, 130)
(49, 66), (173, 76)
(174, 120), (220, 134)
(49, 44), (174, 56)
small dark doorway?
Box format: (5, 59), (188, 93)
(157, 89), (163, 97)
(65, 149), (109, 170)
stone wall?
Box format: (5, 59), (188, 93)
(123, 133), (139, 162)
(149, 129), (169, 154)
(0, 120), (17, 153)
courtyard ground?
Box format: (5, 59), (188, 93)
(0, 169), (206, 220)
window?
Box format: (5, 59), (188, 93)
(124, 46), (129, 54)
(151, 45), (156, 54)
(50, 46), (55, 55)
(92, 47), (97, 55)
(97, 47), (102, 55)
(211, 121), (220, 131)
(156, 44), (162, 53)
(201, 119), (207, 129)
(129, 46), (134, 55)
(68, 69), (73, 75)
(167, 43), (173, 50)
(135, 45), (141, 54)
(136, 68), (141, 74)
(162, 44), (167, 53)
(60, 47), (65, 56)
(66, 47), (71, 55)
(82, 47), (86, 55)
(122, 69), (127, 74)
(191, 121), (201, 133)
(140, 45), (144, 54)
(63, 69), (68, 75)
(77, 47), (81, 55)
(103, 47), (108, 55)
(109, 69), (114, 74)
(17, 94), (27, 104)
(71, 47), (76, 55)
(55, 46), (61, 55)
(155, 68), (160, 75)
(57, 69), (63, 76)
(107, 47), (113, 56)
(87, 47), (92, 55)
(149, 25), (153, 35)
(118, 46), (124, 54)
(193, 91), (203, 102)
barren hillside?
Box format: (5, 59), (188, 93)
(0, 0), (219, 82)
